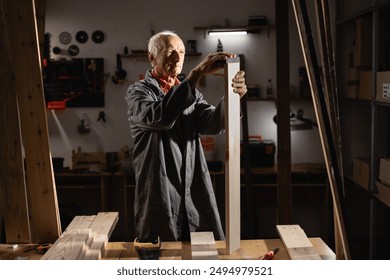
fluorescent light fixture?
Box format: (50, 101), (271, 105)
(208, 30), (248, 36)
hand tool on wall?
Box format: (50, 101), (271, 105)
(112, 53), (127, 84)
(47, 97), (73, 110)
(97, 111), (106, 122)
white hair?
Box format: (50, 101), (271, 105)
(148, 30), (180, 58)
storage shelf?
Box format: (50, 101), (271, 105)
(337, 0), (390, 259)
(340, 97), (390, 107)
(336, 0), (390, 25)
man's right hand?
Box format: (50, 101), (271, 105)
(188, 52), (236, 87)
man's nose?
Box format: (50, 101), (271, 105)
(170, 50), (180, 61)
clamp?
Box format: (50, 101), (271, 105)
(133, 237), (161, 260)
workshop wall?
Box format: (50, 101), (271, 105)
(45, 0), (325, 168)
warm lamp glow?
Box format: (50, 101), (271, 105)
(208, 30), (248, 36)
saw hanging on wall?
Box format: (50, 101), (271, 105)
(112, 53), (126, 84)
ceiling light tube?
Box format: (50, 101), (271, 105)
(208, 30), (248, 36)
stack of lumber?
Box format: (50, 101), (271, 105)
(41, 212), (118, 260)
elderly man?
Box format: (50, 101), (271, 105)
(125, 30), (246, 243)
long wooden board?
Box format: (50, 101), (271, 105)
(276, 0), (292, 226)
(313, 0), (346, 260)
(224, 57), (241, 255)
(4, 0), (61, 243)
(0, 0), (31, 243)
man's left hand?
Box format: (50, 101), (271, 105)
(232, 70), (247, 98)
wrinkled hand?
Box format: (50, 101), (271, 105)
(232, 70), (247, 98)
(188, 52), (235, 87)
(196, 52), (235, 75)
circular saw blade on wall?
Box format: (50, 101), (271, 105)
(59, 31), (72, 45)
(92, 30), (105, 43)
(76, 30), (88, 43)
(68, 45), (79, 56)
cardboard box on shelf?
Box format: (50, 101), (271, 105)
(358, 71), (372, 100)
(375, 180), (390, 207)
(376, 71), (390, 104)
(345, 67), (371, 99)
(379, 158), (390, 185)
(354, 18), (372, 67)
(353, 17), (384, 68)
(352, 157), (370, 190)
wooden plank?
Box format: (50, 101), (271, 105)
(276, 225), (321, 260)
(276, 0), (292, 226)
(89, 212), (119, 239)
(64, 215), (96, 232)
(224, 57), (241, 255)
(41, 212), (118, 260)
(190, 231), (215, 245)
(34, 0), (46, 62)
(190, 232), (219, 260)
(89, 212), (119, 256)
(314, 0), (345, 259)
(291, 0), (350, 259)
(240, 95), (256, 238)
(4, 0), (61, 243)
(41, 228), (94, 260)
(0, 0), (31, 243)
(309, 237), (336, 260)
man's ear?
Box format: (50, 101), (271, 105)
(148, 53), (155, 67)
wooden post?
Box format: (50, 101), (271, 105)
(0, 0), (31, 243)
(3, 0), (61, 243)
(224, 57), (241, 254)
(276, 0), (292, 225)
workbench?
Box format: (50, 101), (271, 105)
(54, 163), (331, 242)
(0, 238), (335, 260)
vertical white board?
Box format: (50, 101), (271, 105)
(224, 57), (241, 254)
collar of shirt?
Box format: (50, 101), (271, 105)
(151, 69), (180, 94)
